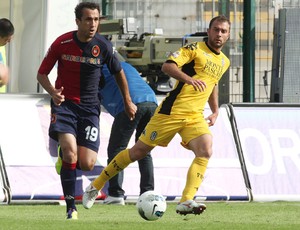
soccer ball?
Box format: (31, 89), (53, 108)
(136, 191), (167, 221)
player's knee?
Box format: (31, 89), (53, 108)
(78, 159), (96, 171)
(62, 152), (77, 163)
(79, 162), (95, 171)
(203, 151), (212, 159)
(194, 148), (212, 158)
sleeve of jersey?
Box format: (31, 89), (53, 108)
(38, 40), (60, 75)
(166, 44), (196, 68)
(103, 44), (122, 75)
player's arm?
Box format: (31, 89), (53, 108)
(37, 73), (65, 106)
(114, 69), (137, 120)
(161, 61), (206, 92)
(206, 85), (219, 126)
(37, 40), (65, 106)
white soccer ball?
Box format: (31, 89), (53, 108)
(136, 191), (167, 221)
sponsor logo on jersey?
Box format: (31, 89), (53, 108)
(62, 54), (101, 64)
(150, 131), (157, 141)
(92, 45), (100, 57)
(203, 58), (224, 80)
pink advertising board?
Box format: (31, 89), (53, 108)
(0, 94), (248, 202)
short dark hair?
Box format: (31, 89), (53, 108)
(0, 18), (14, 38)
(209, 15), (231, 29)
(74, 2), (100, 20)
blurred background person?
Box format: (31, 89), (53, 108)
(0, 18), (14, 92)
(99, 59), (157, 205)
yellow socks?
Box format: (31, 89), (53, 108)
(180, 157), (209, 202)
(92, 149), (133, 191)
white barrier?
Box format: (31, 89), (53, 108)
(0, 94), (248, 202)
(229, 103), (300, 201)
(7, 95), (300, 203)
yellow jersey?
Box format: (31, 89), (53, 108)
(157, 41), (230, 118)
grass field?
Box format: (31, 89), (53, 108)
(0, 201), (299, 230)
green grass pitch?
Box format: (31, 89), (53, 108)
(0, 201), (299, 230)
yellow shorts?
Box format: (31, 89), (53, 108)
(139, 113), (211, 149)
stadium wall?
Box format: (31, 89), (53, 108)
(1, 94), (300, 204)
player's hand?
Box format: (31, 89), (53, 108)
(125, 101), (137, 120)
(187, 78), (207, 91)
(205, 113), (218, 126)
(51, 87), (65, 106)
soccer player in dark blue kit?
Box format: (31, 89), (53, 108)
(37, 2), (136, 219)
(99, 60), (157, 205)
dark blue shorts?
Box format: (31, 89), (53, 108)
(49, 100), (101, 152)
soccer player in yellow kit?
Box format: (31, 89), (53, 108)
(83, 15), (231, 215)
